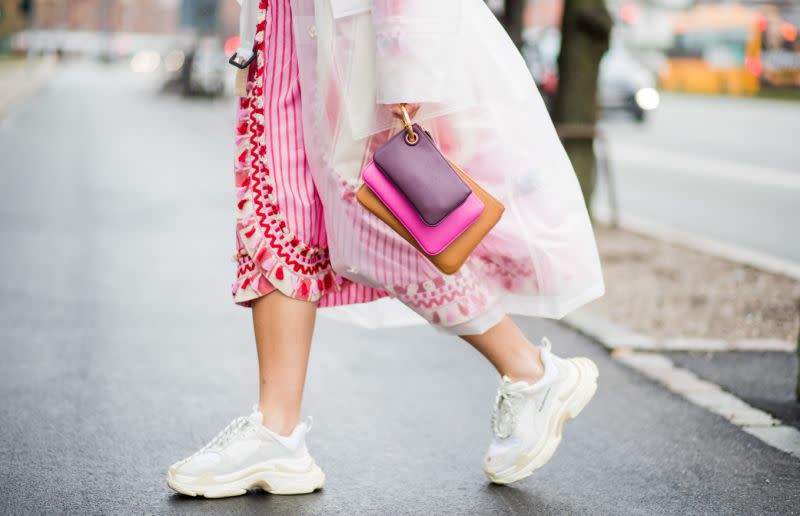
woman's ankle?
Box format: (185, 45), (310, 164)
(258, 405), (300, 436)
(502, 347), (545, 385)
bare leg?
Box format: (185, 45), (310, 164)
(251, 290), (318, 436)
(460, 315), (544, 384)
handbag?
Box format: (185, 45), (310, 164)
(356, 105), (505, 274)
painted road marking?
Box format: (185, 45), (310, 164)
(609, 143), (800, 191)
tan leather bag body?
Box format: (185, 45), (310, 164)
(356, 160), (505, 275)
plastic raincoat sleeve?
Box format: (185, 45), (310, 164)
(370, 0), (463, 105)
(236, 0), (258, 61)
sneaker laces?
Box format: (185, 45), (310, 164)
(175, 415), (256, 466)
(201, 416), (256, 452)
(490, 337), (553, 439)
(491, 381), (525, 439)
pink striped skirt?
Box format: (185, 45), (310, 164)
(232, 0), (387, 308)
(230, 0), (584, 336)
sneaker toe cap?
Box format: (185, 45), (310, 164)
(483, 439), (521, 474)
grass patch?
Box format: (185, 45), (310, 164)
(757, 87), (800, 102)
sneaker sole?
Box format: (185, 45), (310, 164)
(167, 462), (325, 498)
(485, 357), (599, 484)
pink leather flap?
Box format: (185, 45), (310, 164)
(362, 161), (484, 255)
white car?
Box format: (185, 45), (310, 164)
(522, 28), (661, 122)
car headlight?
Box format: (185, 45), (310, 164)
(164, 50), (185, 73)
(130, 51), (161, 73)
(635, 87), (660, 111)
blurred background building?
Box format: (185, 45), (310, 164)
(2, 0), (799, 97)
(0, 1), (31, 50)
(4, 0), (238, 59)
(32, 0), (180, 33)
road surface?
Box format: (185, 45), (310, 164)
(598, 94), (800, 263)
(0, 62), (798, 515)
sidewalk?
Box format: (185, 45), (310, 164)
(565, 223), (800, 459)
(588, 224), (800, 344)
(0, 62), (799, 515)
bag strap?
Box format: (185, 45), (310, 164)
(399, 104), (418, 144)
(229, 0), (258, 69)
(230, 0), (259, 97)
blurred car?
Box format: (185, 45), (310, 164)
(522, 28), (661, 122)
(185, 39), (227, 97)
(599, 45), (661, 121)
(161, 37), (227, 97)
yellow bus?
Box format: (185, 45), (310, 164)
(660, 4), (764, 96)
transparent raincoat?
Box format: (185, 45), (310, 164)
(249, 0), (604, 334)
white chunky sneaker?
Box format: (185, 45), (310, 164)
(167, 407), (325, 497)
(483, 338), (598, 484)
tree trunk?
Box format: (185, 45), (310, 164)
(796, 330), (799, 401)
(796, 301), (800, 401)
(553, 0), (612, 212)
(502, 0), (526, 50)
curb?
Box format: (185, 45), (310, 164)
(561, 309), (800, 460)
(562, 309), (795, 352)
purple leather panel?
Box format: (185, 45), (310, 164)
(373, 124), (471, 226)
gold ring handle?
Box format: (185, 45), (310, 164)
(399, 104), (418, 144)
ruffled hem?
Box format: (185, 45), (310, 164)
(378, 255), (538, 328)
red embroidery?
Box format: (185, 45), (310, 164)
(237, 3), (335, 280)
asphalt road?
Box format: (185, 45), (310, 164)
(1, 62), (799, 515)
(667, 350), (800, 430)
(598, 94), (800, 263)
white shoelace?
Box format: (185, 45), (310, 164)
(202, 417), (256, 451)
(492, 385), (525, 439)
(491, 337), (554, 439)
(175, 416), (256, 466)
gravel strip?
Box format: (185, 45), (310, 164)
(587, 224), (800, 343)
